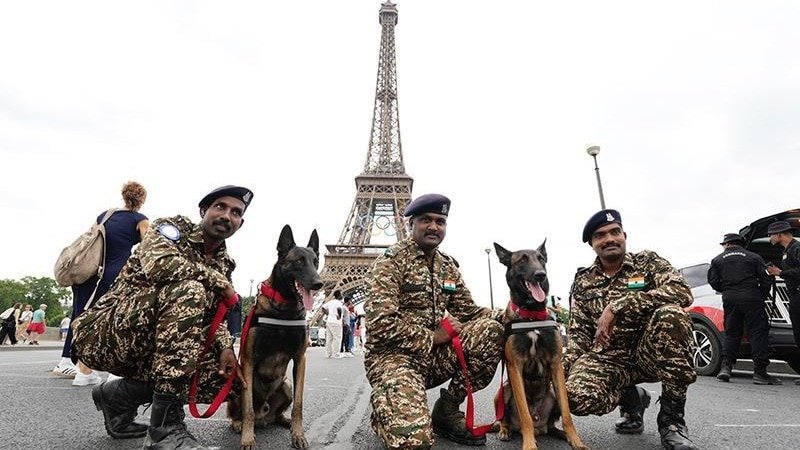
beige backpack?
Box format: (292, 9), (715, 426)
(54, 209), (116, 287)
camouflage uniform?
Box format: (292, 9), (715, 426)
(364, 237), (504, 450)
(72, 215), (236, 401)
(564, 250), (697, 416)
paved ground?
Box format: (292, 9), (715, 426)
(2, 342), (799, 449)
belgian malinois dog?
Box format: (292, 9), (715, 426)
(493, 241), (587, 450)
(228, 225), (323, 449)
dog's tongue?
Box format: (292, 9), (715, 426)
(298, 286), (315, 311)
(526, 281), (546, 302)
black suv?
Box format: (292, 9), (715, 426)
(681, 209), (800, 376)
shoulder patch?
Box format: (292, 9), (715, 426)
(157, 224), (181, 242)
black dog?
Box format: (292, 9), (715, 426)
(228, 225), (323, 449)
(493, 241), (587, 450)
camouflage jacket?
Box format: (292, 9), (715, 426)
(92, 215), (236, 351)
(364, 237), (499, 360)
(563, 250), (692, 373)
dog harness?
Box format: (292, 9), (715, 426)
(254, 281), (309, 328)
(504, 302), (559, 338)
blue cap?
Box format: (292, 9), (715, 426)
(767, 221), (792, 235)
(199, 185), (254, 212)
(403, 194), (451, 217)
(582, 209), (622, 243)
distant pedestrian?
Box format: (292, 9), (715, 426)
(324, 290), (344, 358)
(59, 316), (71, 341)
(0, 302), (22, 345)
(340, 296), (354, 357)
(353, 315), (365, 355)
(16, 304), (33, 343)
(708, 233), (780, 385)
(766, 220), (800, 386)
(26, 304), (47, 345)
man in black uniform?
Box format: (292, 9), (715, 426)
(707, 233), (779, 384)
(766, 220), (800, 386)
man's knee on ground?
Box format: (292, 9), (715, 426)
(651, 304), (691, 326)
(566, 377), (614, 416)
(467, 317), (504, 346)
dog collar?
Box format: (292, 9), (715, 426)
(504, 319), (559, 337)
(259, 281), (288, 304)
(253, 314), (307, 328)
(509, 302), (550, 321)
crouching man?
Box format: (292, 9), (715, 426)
(564, 209), (698, 450)
(72, 185), (253, 450)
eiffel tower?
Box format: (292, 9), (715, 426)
(318, 1), (412, 306)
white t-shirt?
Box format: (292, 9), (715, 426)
(324, 299), (344, 324)
(60, 317), (71, 329)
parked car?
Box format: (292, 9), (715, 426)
(308, 325), (326, 347)
(681, 209), (800, 376)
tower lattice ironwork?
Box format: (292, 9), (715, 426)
(318, 1), (413, 308)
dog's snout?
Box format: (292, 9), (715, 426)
(533, 271), (547, 282)
(311, 280), (324, 290)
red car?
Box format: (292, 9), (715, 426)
(681, 209), (800, 376)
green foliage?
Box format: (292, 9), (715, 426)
(0, 277), (71, 326)
(0, 279), (27, 311)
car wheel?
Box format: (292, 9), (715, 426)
(692, 322), (722, 376)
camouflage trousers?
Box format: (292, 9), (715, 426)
(566, 305), (697, 416)
(72, 280), (228, 402)
(365, 317), (503, 449)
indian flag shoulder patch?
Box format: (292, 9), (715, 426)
(626, 275), (646, 290)
(443, 280), (457, 293)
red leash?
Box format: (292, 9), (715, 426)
(188, 293), (255, 418)
(440, 317), (505, 437)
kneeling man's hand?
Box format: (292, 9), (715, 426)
(218, 348), (246, 387)
(593, 305), (616, 350)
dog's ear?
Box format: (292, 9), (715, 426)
(537, 238), (547, 262)
(277, 225), (296, 258)
(307, 229), (320, 256)
(493, 242), (512, 266)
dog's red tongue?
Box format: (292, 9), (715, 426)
(298, 286), (316, 311)
(526, 281), (546, 302)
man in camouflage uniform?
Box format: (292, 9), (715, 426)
(564, 209), (698, 450)
(364, 193), (504, 449)
(72, 185), (253, 450)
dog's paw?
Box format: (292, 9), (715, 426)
(240, 436), (256, 450)
(498, 424), (511, 441)
(291, 431), (309, 449)
(230, 420), (242, 433)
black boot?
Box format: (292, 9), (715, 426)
(657, 393), (697, 450)
(142, 392), (219, 450)
(752, 369), (782, 385)
(92, 378), (152, 438)
(615, 385), (650, 434)
(431, 388), (486, 446)
(716, 359), (732, 382)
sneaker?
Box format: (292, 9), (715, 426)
(333, 354), (344, 359)
(73, 371), (102, 386)
(344, 352), (355, 358)
(53, 364), (78, 379)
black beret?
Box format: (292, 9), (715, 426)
(720, 233), (744, 245)
(404, 193), (451, 217)
(199, 185), (254, 212)
(582, 209), (622, 243)
(767, 221), (792, 235)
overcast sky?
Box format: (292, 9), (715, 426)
(1, 1), (799, 308)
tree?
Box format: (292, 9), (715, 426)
(21, 276), (71, 326)
(0, 278), (27, 311)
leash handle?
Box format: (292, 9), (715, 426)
(188, 293), (250, 418)
(440, 317), (500, 437)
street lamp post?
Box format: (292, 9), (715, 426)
(249, 279), (254, 299)
(586, 145), (607, 209)
(485, 248), (495, 309)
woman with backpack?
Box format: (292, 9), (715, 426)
(54, 181), (149, 386)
